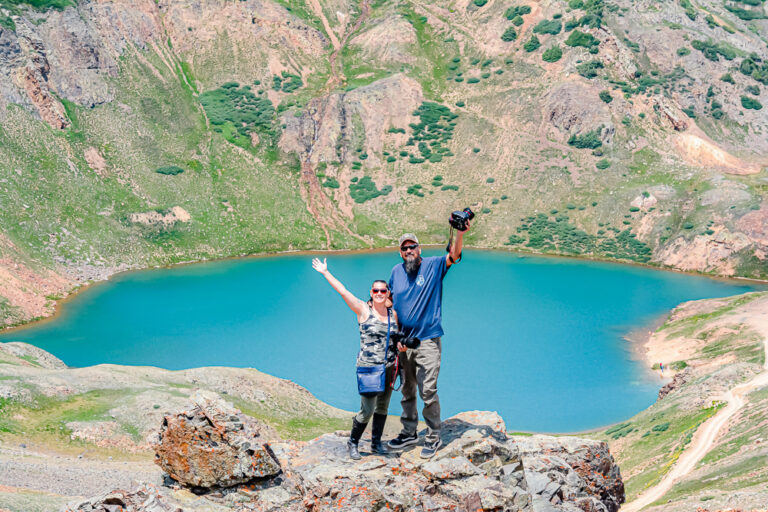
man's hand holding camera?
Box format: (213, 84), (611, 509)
(446, 207), (473, 268)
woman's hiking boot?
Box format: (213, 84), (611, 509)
(348, 418), (367, 460)
(370, 413), (388, 455)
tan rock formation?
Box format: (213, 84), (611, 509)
(154, 390), (281, 489)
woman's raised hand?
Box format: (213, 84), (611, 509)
(311, 257), (328, 274)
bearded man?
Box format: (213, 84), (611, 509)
(386, 224), (469, 459)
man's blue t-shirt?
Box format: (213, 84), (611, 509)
(389, 255), (449, 340)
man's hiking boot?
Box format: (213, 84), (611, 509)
(420, 438), (442, 459)
(370, 413), (388, 455)
(348, 418), (367, 460)
(387, 432), (418, 450)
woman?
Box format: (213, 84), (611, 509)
(312, 257), (401, 460)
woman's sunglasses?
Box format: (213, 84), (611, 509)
(371, 288), (389, 294)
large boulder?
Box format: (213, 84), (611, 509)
(153, 390), (281, 489)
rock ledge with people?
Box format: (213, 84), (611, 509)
(68, 390), (624, 512)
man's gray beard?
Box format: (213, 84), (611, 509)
(404, 256), (422, 275)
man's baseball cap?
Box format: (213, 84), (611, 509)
(398, 233), (419, 247)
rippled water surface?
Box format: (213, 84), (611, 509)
(2, 250), (763, 432)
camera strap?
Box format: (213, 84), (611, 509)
(446, 226), (463, 263)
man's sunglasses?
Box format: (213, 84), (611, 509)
(371, 288), (389, 294)
(400, 243), (419, 251)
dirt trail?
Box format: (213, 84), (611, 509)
(622, 307), (768, 511)
(298, 1), (372, 248)
(307, 0), (340, 51)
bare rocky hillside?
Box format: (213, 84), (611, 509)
(0, 0), (767, 326)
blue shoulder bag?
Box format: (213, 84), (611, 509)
(356, 309), (390, 395)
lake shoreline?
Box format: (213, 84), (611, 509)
(2, 244), (766, 337)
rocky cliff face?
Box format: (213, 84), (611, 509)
(0, 0), (767, 327)
(70, 393), (625, 512)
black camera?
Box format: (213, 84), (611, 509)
(391, 332), (420, 350)
(449, 207), (475, 231)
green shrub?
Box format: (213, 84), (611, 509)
(524, 35), (541, 52)
(741, 96), (763, 110)
(349, 176), (391, 203)
(512, 15), (524, 26)
(486, 177), (495, 183)
(323, 177), (340, 188)
(724, 4), (765, 20)
(386, 156), (396, 163)
(746, 84), (760, 95)
(473, 0), (488, 6)
(595, 159), (611, 169)
(629, 206), (640, 212)
(676, 47), (690, 56)
(712, 109), (725, 119)
(683, 222), (694, 229)
(652, 422), (670, 432)
(407, 184), (425, 197)
(455, 101), (465, 107)
(542, 46), (563, 62)
(691, 40), (737, 61)
(388, 127), (406, 134)
(505, 5), (532, 19)
(565, 30), (599, 48)
(482, 208), (492, 214)
(599, 90), (613, 103)
(408, 101), (459, 161)
(721, 73), (735, 84)
(682, 105), (696, 118)
(680, 0), (696, 20)
(155, 165), (185, 175)
(564, 18), (580, 31)
(567, 128), (602, 149)
(501, 26), (518, 41)
(200, 84), (277, 143)
(740, 56), (768, 85)
(569, 0), (584, 8)
(576, 59), (603, 78)
(533, 19), (562, 35)
(467, 77), (480, 83)
(441, 184), (459, 191)
(473, 147), (481, 153)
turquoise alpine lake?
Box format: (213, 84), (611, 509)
(2, 251), (763, 432)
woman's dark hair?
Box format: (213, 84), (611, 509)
(367, 279), (392, 308)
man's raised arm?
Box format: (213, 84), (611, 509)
(446, 221), (470, 268)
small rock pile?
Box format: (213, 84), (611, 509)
(65, 483), (181, 512)
(67, 396), (625, 512)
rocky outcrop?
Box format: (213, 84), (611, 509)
(658, 369), (689, 400)
(154, 390), (281, 489)
(78, 404), (624, 511)
(544, 83), (614, 144)
(516, 435), (624, 512)
(0, 341), (67, 369)
(127, 207), (191, 227)
(66, 483), (182, 512)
